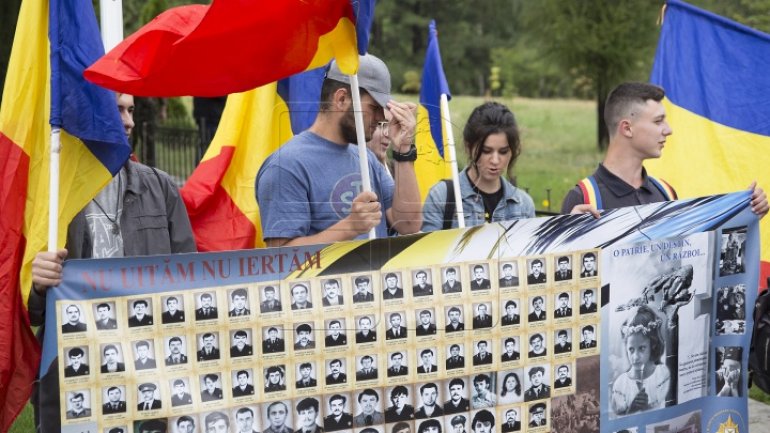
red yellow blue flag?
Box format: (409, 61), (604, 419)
(648, 0), (770, 281)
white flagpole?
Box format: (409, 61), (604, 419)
(99, 0), (124, 51)
(440, 93), (464, 228)
(48, 129), (61, 251)
(348, 74), (377, 240)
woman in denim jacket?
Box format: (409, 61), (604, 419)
(422, 102), (534, 231)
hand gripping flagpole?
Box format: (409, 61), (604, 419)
(349, 74), (377, 240)
(440, 93), (465, 228)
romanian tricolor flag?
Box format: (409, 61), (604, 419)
(648, 0), (770, 282)
(180, 0), (375, 250)
(415, 20), (453, 201)
(84, 0), (360, 96)
(0, 0), (130, 428)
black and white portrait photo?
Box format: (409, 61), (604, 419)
(195, 292), (218, 320)
(412, 269), (434, 297)
(296, 361), (318, 389)
(527, 295), (547, 322)
(716, 284), (747, 335)
(260, 284), (282, 313)
(579, 288), (597, 314)
(133, 340), (157, 370)
(715, 346), (743, 397)
(163, 336), (188, 366)
(197, 332), (221, 361)
(228, 287), (251, 317)
(262, 326), (286, 354)
(230, 329), (254, 357)
(387, 351), (409, 377)
(322, 278), (344, 307)
(385, 312), (407, 340)
(232, 369), (256, 397)
(441, 266), (463, 293)
(472, 340), (493, 366)
(294, 323), (316, 350)
(264, 365), (287, 393)
(61, 304), (87, 333)
(382, 272), (405, 300)
(580, 251), (598, 278)
(325, 319), (348, 347)
(554, 256), (573, 281)
(526, 258), (547, 285)
(415, 309), (437, 336)
(65, 390), (92, 419)
(720, 227), (747, 276)
(326, 358), (348, 385)
(161, 295), (185, 324)
(200, 373), (224, 402)
(523, 365), (551, 401)
(290, 282), (313, 310)
(472, 303), (492, 329)
(499, 262), (519, 287)
(100, 343), (126, 373)
(527, 333), (547, 358)
(417, 348), (438, 374)
(127, 298), (153, 327)
(170, 378), (193, 407)
(355, 315), (377, 343)
(501, 300), (520, 326)
(93, 302), (118, 330)
(445, 305), (465, 332)
(554, 292), (572, 318)
(63, 346), (90, 377)
(356, 355), (379, 381)
(101, 385), (127, 414)
(553, 329), (572, 354)
(352, 275), (375, 303)
(469, 264), (491, 291)
(446, 344), (465, 370)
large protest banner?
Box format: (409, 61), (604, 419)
(41, 191), (757, 433)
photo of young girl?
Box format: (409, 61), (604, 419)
(611, 305), (670, 416)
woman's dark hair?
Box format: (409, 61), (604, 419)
(463, 102), (521, 180)
(500, 372), (521, 396)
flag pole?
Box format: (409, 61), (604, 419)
(440, 93), (464, 228)
(99, 0), (124, 51)
(47, 129), (61, 251)
(348, 74), (377, 240)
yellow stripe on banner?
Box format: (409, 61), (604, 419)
(381, 229), (462, 269)
(415, 104), (452, 202)
(306, 17), (358, 74)
(646, 98), (770, 263)
(287, 240), (369, 279)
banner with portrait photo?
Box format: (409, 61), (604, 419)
(41, 191), (758, 433)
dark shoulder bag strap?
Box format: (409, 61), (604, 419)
(442, 179), (456, 230)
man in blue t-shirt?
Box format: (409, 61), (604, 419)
(256, 54), (421, 247)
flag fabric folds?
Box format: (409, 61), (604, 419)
(415, 20), (453, 201)
(0, 0), (130, 428)
(648, 0), (770, 280)
(84, 0), (359, 97)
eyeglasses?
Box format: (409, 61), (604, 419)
(377, 121), (389, 136)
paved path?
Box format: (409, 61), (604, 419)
(749, 398), (770, 431)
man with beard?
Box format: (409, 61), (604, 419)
(443, 378), (470, 414)
(256, 54), (421, 247)
(324, 394), (354, 431)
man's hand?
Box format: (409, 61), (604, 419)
(570, 204), (601, 219)
(31, 249), (68, 293)
(386, 101), (417, 153)
(749, 181), (769, 218)
(346, 191), (382, 235)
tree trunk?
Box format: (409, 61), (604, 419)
(596, 76), (609, 150)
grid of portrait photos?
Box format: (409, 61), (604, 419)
(57, 250), (601, 433)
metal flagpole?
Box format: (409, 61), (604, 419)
(440, 93), (464, 228)
(348, 74), (377, 240)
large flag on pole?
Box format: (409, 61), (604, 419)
(648, 0), (770, 281)
(0, 0), (130, 428)
(181, 0), (375, 250)
(84, 0), (360, 96)
(415, 20), (453, 201)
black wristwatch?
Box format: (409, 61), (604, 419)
(392, 144), (417, 162)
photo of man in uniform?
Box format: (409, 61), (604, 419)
(170, 379), (193, 407)
(501, 338), (520, 362)
(128, 299), (153, 327)
(162, 296), (185, 324)
(524, 366), (550, 401)
(473, 341), (492, 366)
(526, 259), (546, 284)
(229, 288), (251, 317)
(322, 279), (344, 307)
(383, 273), (404, 299)
(353, 276), (374, 303)
(66, 392), (91, 419)
(499, 263), (519, 287)
(554, 365), (572, 388)
(554, 292), (572, 318)
(197, 332), (221, 361)
(234, 408), (259, 433)
(385, 386), (414, 422)
(164, 337), (187, 366)
(445, 306), (464, 332)
(296, 362), (318, 388)
(580, 252), (597, 278)
(326, 359), (347, 385)
(356, 355), (378, 381)
(291, 284), (313, 310)
(356, 315), (377, 343)
(64, 347), (89, 377)
(263, 327), (285, 353)
(137, 383), (161, 411)
(325, 320), (348, 346)
(195, 292), (218, 320)
(528, 403), (546, 427)
(501, 300), (520, 326)
(554, 256), (572, 281)
(580, 325), (597, 349)
(101, 344), (126, 373)
(231, 329), (254, 357)
(442, 267), (462, 293)
(450, 415), (467, 433)
(528, 296), (546, 322)
(446, 344), (465, 370)
(62, 304), (87, 333)
(470, 265), (491, 291)
(94, 302), (117, 330)
(416, 310), (437, 336)
(413, 270), (433, 297)
(261, 285), (282, 312)
(264, 366), (286, 392)
(388, 352), (408, 377)
(324, 394), (354, 431)
(102, 386), (126, 414)
(232, 370), (255, 397)
(444, 378), (470, 414)
(354, 388), (384, 427)
(134, 340), (157, 370)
